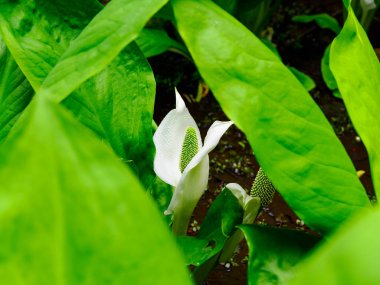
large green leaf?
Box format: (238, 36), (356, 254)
(287, 207), (380, 285)
(0, 37), (33, 143)
(0, 96), (192, 285)
(330, 6), (380, 196)
(0, 0), (159, 187)
(0, 0), (102, 90)
(172, 0), (370, 234)
(241, 225), (320, 285)
(62, 43), (157, 186)
(37, 0), (168, 102)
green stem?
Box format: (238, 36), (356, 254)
(171, 204), (193, 236)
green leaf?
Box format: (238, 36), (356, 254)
(0, 96), (192, 285)
(292, 13), (341, 34)
(172, 0), (370, 234)
(37, 0), (168, 102)
(330, 7), (380, 195)
(0, 1), (159, 188)
(176, 188), (243, 266)
(136, 28), (188, 58)
(198, 188), (243, 242)
(62, 43), (157, 187)
(149, 176), (174, 225)
(176, 236), (223, 266)
(0, 0), (102, 90)
(321, 44), (341, 98)
(287, 207), (380, 285)
(241, 225), (320, 285)
(288, 67), (316, 92)
(0, 37), (33, 143)
(261, 40), (315, 92)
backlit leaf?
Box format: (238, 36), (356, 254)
(330, 7), (380, 195)
(172, 0), (370, 234)
(0, 96), (192, 285)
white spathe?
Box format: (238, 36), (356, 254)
(153, 89), (233, 235)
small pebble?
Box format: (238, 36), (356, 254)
(224, 263), (231, 269)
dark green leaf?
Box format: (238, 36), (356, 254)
(241, 225), (320, 285)
(321, 44), (341, 98)
(63, 43), (157, 187)
(0, 0), (102, 90)
(177, 188), (243, 266)
(330, 6), (380, 195)
(198, 188), (243, 241)
(0, 37), (33, 143)
(176, 236), (223, 266)
(0, 96), (192, 285)
(292, 13), (341, 34)
(288, 67), (316, 92)
(172, 0), (370, 234)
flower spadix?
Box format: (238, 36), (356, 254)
(153, 90), (233, 235)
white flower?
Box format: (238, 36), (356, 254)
(153, 89), (233, 235)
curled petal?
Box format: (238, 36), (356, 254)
(153, 90), (201, 187)
(184, 120), (233, 174)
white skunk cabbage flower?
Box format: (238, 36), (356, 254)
(153, 90), (233, 235)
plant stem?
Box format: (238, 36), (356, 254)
(171, 205), (193, 236)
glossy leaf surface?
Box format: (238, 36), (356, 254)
(330, 7), (380, 195)
(172, 0), (370, 234)
(241, 225), (319, 285)
(0, 96), (192, 285)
